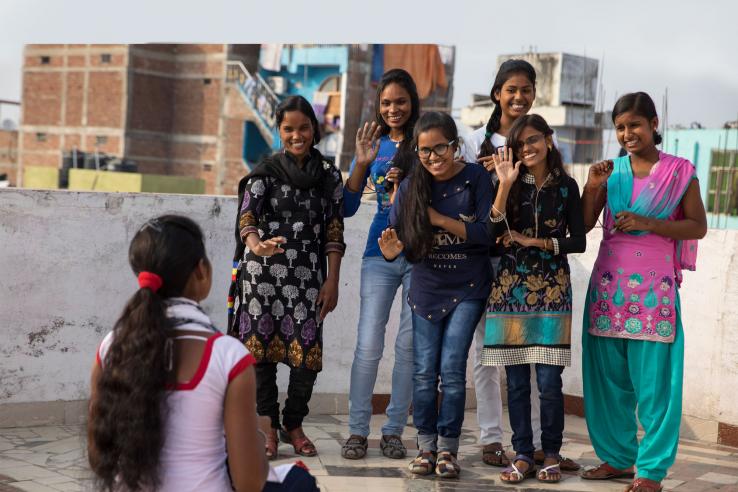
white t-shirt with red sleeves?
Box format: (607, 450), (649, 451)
(96, 330), (254, 492)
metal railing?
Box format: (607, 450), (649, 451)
(226, 61), (280, 131)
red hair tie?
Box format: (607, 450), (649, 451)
(138, 271), (163, 293)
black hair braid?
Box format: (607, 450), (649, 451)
(88, 215), (207, 491)
(478, 59), (537, 160)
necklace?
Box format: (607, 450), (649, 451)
(522, 172), (552, 238)
(389, 134), (403, 149)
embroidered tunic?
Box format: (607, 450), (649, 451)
(231, 164), (345, 371)
(588, 176), (684, 342)
(482, 174), (585, 366)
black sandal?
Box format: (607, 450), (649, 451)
(379, 434), (406, 459)
(341, 435), (368, 460)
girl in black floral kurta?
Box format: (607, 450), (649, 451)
(480, 115), (585, 484)
(229, 96), (345, 458)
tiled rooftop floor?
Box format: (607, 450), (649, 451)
(1, 411), (737, 491)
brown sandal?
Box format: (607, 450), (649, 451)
(264, 428), (279, 460)
(626, 478), (663, 491)
(581, 462), (635, 480)
(482, 442), (510, 467)
(279, 427), (317, 457)
(533, 449), (580, 471)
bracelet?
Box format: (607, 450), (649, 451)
(490, 204), (506, 223)
(552, 238), (560, 255)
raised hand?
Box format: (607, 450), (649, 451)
(377, 227), (404, 260)
(495, 146), (521, 188)
(586, 160), (614, 190)
(250, 236), (286, 256)
(355, 121), (383, 167)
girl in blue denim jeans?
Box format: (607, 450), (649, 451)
(341, 69), (420, 461)
(379, 111), (495, 478)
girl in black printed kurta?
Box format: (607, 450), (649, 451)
(229, 96), (345, 459)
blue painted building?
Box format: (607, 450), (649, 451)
(662, 128), (738, 229)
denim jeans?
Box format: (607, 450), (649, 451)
(412, 299), (486, 454)
(505, 363), (565, 458)
(348, 256), (414, 437)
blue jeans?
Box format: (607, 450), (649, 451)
(505, 363), (564, 458)
(348, 256), (414, 437)
(412, 299), (485, 454)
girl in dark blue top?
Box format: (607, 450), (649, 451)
(379, 112), (495, 479)
(341, 69), (420, 461)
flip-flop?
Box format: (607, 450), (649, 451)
(500, 455), (536, 484)
(580, 462), (635, 480)
(537, 463), (561, 483)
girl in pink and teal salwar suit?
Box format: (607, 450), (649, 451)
(580, 92), (707, 492)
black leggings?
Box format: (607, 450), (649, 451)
(255, 362), (318, 431)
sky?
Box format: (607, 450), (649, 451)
(1, 0), (737, 128)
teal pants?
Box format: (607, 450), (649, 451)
(582, 292), (684, 482)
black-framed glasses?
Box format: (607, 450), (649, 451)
(512, 133), (545, 152)
(416, 140), (456, 159)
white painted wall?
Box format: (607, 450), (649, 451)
(0, 188), (403, 406)
(1, 188), (737, 428)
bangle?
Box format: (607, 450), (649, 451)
(490, 204), (506, 223)
(552, 238), (560, 255)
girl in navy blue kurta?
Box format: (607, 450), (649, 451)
(379, 112), (495, 479)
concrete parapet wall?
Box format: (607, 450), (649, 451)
(1, 188), (737, 446)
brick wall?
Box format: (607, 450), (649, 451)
(18, 45), (128, 180)
(126, 44), (228, 194)
(17, 44), (269, 194)
(0, 130), (18, 185)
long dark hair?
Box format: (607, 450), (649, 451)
(88, 215), (208, 491)
(397, 111), (458, 263)
(478, 59), (537, 159)
(611, 91), (662, 145)
(277, 95), (321, 145)
(375, 69), (420, 188)
(506, 114), (566, 224)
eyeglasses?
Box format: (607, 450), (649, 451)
(416, 140), (456, 159)
(512, 133), (545, 152)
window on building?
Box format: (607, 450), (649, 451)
(96, 135), (108, 145)
(101, 54), (111, 64)
(203, 78), (212, 85)
(203, 163), (213, 172)
(40, 56), (50, 65)
(708, 149), (738, 217)
(36, 132), (47, 142)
